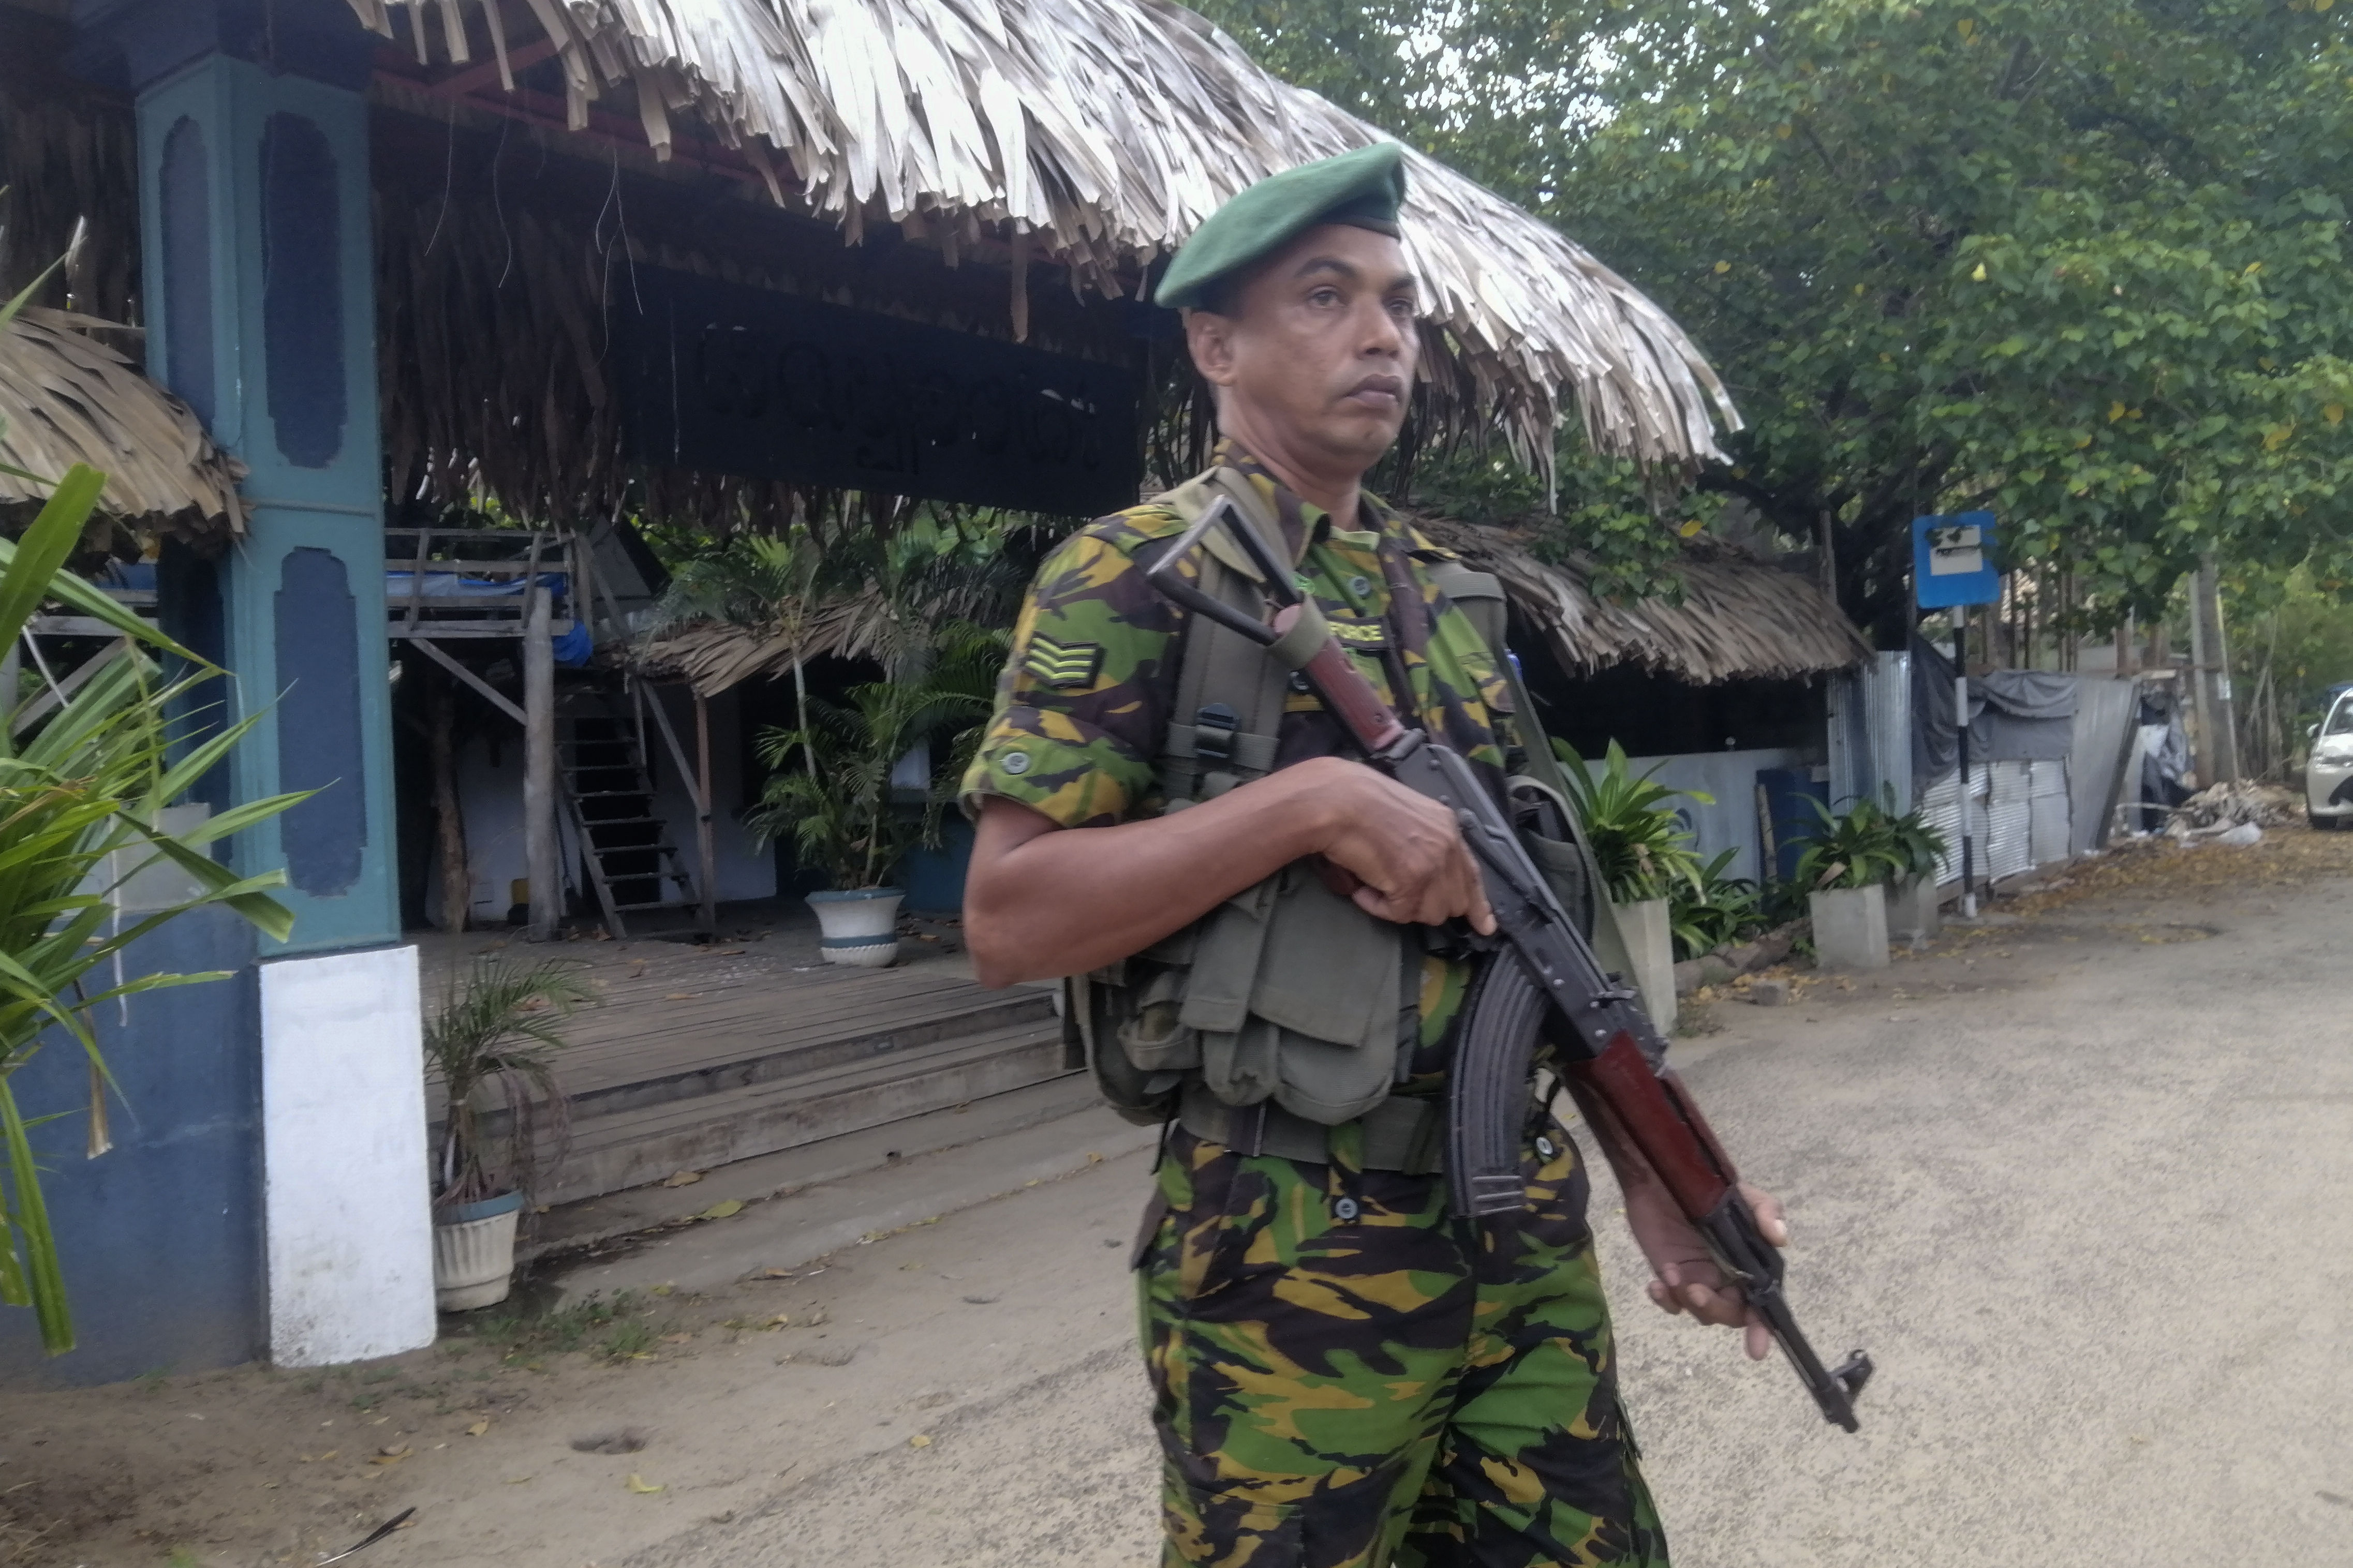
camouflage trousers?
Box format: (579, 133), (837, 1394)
(1135, 1112), (1667, 1568)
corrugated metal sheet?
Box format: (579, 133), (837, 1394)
(1923, 769), (1969, 887)
(1863, 651), (1913, 807)
(1984, 760), (2034, 882)
(1826, 670), (1869, 810)
(2029, 759), (2071, 865)
(2068, 676), (2143, 853)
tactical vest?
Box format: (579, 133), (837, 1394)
(1060, 469), (1624, 1154)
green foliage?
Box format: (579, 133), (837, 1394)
(746, 623), (1005, 889)
(1667, 848), (1766, 962)
(1195, 0), (2353, 633)
(424, 957), (594, 1206)
(1551, 738), (1712, 903)
(1, 267), (308, 1354)
(646, 510), (1029, 676)
(1794, 792), (1944, 891)
(1561, 0), (2353, 630)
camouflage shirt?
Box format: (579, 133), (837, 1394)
(960, 440), (1518, 1079)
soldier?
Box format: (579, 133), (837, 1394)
(960, 143), (1785, 1567)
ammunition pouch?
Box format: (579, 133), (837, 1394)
(1063, 473), (1618, 1140)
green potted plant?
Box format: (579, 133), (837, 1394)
(425, 956), (592, 1310)
(1794, 795), (1911, 972)
(1884, 796), (1951, 944)
(747, 628), (997, 967)
(1555, 740), (1712, 1030)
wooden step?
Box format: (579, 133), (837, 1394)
(531, 1021), (1074, 1205)
(441, 978), (1058, 1131)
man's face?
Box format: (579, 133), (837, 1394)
(1184, 224), (1420, 475)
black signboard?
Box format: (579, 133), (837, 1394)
(613, 267), (1140, 516)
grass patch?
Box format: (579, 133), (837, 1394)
(457, 1291), (659, 1364)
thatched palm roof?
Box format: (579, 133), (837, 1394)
(1415, 517), (1872, 685)
(349, 0), (1739, 474)
(647, 516), (1867, 698)
(638, 582), (974, 695)
(0, 308), (246, 542)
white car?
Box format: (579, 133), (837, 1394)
(2307, 690), (2353, 829)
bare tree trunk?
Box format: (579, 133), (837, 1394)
(427, 663), (469, 933)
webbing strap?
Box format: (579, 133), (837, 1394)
(1164, 724), (1281, 775)
(1179, 1081), (1451, 1173)
(1159, 471), (1295, 806)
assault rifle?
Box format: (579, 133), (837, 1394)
(1144, 498), (1872, 1433)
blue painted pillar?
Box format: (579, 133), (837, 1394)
(5, 0), (440, 1383)
(122, 6), (398, 952)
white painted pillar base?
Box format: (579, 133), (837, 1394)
(261, 945), (435, 1366)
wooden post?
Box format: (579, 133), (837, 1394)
(426, 661), (469, 933)
(2195, 552), (2240, 784)
(524, 586), (558, 941)
(2117, 609), (2138, 677)
(694, 691), (718, 936)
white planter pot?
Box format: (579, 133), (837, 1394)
(1611, 897), (1678, 1036)
(1809, 884), (1890, 973)
(1887, 875), (1941, 944)
(808, 887), (904, 968)
(433, 1191), (523, 1312)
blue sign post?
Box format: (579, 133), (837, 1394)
(1912, 512), (2001, 608)
(1912, 513), (2002, 915)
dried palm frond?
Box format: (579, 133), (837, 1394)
(1417, 516), (1871, 685)
(0, 307), (246, 545)
(356, 0), (1740, 479)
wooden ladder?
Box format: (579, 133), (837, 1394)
(559, 688), (700, 939)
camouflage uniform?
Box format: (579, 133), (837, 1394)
(962, 443), (1665, 1567)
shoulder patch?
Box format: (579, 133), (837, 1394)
(1022, 635), (1105, 690)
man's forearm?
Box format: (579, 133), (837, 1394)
(963, 761), (1347, 986)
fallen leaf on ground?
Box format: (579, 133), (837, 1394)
(662, 992), (700, 1001)
(505, 1475), (534, 1485)
(370, 1447), (411, 1466)
(697, 1199), (745, 1220)
(465, 1420), (490, 1437)
(625, 1474), (665, 1494)
(299, 1452), (338, 1463)
(908, 1435), (932, 1449)
(661, 1171), (705, 1188)
(755, 1266), (793, 1279)
(650, 1283), (674, 1296)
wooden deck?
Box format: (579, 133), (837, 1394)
(417, 903), (1071, 1204)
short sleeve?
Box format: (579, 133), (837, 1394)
(959, 523), (1181, 829)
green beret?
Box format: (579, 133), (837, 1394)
(1154, 143), (1409, 311)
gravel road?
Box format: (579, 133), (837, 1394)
(641, 837), (2353, 1568)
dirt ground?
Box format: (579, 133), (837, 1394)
(6, 823), (2350, 1568)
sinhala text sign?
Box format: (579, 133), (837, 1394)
(1912, 511), (2001, 608)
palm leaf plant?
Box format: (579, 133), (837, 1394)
(425, 957), (594, 1209)
(1793, 794), (1912, 891)
(0, 266), (307, 1354)
(1668, 847), (1766, 961)
(1551, 738), (1714, 905)
(746, 622), (1004, 889)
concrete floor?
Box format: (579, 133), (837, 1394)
(623, 842), (2353, 1568)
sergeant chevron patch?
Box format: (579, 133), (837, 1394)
(1022, 635), (1104, 690)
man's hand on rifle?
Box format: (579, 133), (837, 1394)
(1622, 1177), (1788, 1362)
